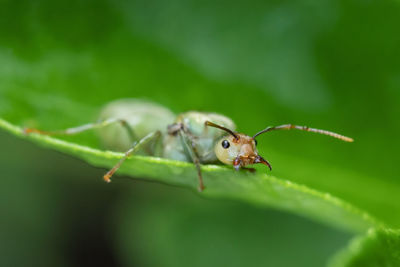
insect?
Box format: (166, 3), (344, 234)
(24, 98), (354, 192)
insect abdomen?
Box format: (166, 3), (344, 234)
(98, 99), (175, 152)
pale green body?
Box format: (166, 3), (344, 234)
(98, 99), (236, 163)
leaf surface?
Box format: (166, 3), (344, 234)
(329, 228), (400, 267)
(0, 118), (382, 232)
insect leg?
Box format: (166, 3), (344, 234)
(24, 118), (137, 141)
(178, 130), (205, 192)
(103, 131), (161, 183)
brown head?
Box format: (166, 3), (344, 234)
(205, 121), (353, 171)
(214, 133), (272, 170)
(205, 121), (271, 170)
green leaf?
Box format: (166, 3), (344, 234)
(0, 117), (383, 232)
(1, 0), (399, 234)
(2, 0), (400, 265)
(329, 228), (400, 267)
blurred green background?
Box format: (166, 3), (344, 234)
(1, 0), (400, 266)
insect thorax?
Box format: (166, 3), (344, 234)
(162, 111), (236, 163)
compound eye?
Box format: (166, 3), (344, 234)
(221, 140), (230, 149)
(254, 139), (258, 146)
